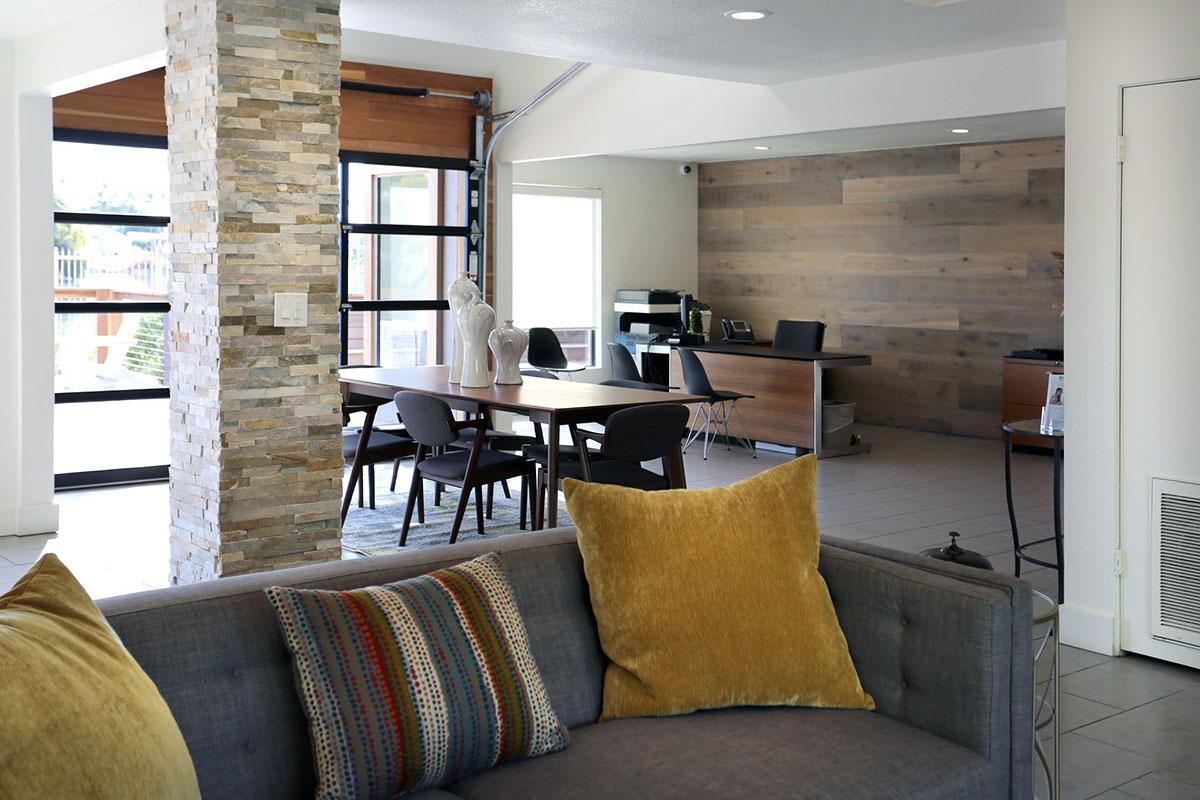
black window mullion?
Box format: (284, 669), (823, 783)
(55, 301), (170, 314)
(55, 387), (170, 404)
(54, 211), (170, 227)
(340, 159), (350, 362)
(345, 300), (450, 312)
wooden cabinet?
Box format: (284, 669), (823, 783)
(1002, 357), (1064, 448)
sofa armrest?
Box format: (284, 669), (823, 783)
(819, 536), (1033, 800)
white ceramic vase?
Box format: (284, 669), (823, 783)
(446, 272), (481, 384)
(458, 299), (496, 388)
(489, 320), (528, 385)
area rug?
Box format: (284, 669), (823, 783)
(341, 481), (572, 557)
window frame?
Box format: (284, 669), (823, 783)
(511, 183), (603, 368)
(338, 151), (474, 366)
(51, 128), (172, 488)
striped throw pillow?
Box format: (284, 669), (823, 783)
(266, 553), (568, 799)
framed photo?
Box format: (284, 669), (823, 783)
(1041, 373), (1064, 434)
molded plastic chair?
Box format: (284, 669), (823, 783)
(527, 327), (585, 376)
(773, 320), (826, 352)
(606, 342), (669, 391)
(677, 347), (756, 460)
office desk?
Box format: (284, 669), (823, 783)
(664, 344), (872, 458)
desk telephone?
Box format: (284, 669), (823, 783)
(721, 318), (755, 342)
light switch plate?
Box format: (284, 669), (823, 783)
(274, 292), (308, 327)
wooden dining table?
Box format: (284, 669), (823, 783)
(339, 365), (705, 528)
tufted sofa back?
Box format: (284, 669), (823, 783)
(98, 530), (602, 800)
(98, 529), (1030, 800)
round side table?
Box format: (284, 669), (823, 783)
(1002, 419), (1064, 603)
(1032, 589), (1059, 800)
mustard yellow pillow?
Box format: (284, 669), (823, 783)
(564, 455), (874, 720)
(0, 555), (201, 800)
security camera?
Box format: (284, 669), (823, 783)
(679, 163), (696, 176)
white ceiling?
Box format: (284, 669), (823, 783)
(624, 108), (1064, 163)
(342, 0), (1064, 85)
(0, 0), (111, 37)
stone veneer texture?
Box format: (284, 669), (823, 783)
(165, 0), (343, 583)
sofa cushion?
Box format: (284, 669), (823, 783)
(564, 456), (873, 720)
(266, 553), (569, 799)
(97, 531), (601, 800)
(0, 555), (201, 800)
(449, 707), (989, 800)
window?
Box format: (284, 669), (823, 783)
(52, 131), (171, 488)
(511, 186), (601, 367)
(339, 156), (470, 367)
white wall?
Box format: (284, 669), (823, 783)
(0, 36), (57, 536)
(508, 156), (698, 380)
(494, 41), (1064, 162)
(1063, 0), (1200, 654)
(13, 0), (165, 95)
(1, 38), (23, 533)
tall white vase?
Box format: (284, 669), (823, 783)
(489, 320), (528, 385)
(458, 299), (496, 388)
(446, 272), (481, 384)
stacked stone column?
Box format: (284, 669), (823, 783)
(165, 0), (343, 582)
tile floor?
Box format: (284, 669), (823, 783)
(2, 423), (1197, 799)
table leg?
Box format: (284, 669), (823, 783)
(1003, 429), (1021, 577)
(341, 406), (377, 524)
(1053, 437), (1064, 604)
(666, 445), (687, 489)
(547, 415), (560, 528)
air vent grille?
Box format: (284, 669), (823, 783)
(1153, 479), (1200, 646)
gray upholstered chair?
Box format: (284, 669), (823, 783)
(392, 391), (536, 544)
(557, 404), (690, 492)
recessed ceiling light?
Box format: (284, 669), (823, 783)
(950, 128), (971, 134)
(752, 145), (772, 151)
(724, 10), (771, 21)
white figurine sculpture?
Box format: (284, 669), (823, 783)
(458, 298), (496, 388)
(489, 320), (528, 385)
(446, 271), (482, 384)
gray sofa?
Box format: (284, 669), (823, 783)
(97, 529), (1033, 799)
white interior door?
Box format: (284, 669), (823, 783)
(1119, 78), (1200, 667)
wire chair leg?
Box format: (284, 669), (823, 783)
(683, 402), (709, 453)
(728, 399), (756, 457)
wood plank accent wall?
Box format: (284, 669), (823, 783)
(698, 138), (1064, 438)
(54, 64), (495, 299)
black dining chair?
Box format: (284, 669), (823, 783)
(342, 427), (418, 515)
(677, 347), (756, 460)
(528, 327), (585, 377)
(340, 364), (418, 522)
(773, 320), (826, 352)
(393, 391), (536, 545)
(606, 342), (669, 391)
(557, 404), (690, 491)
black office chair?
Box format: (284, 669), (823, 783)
(393, 392), (536, 545)
(606, 343), (669, 391)
(558, 404), (690, 491)
(773, 320), (826, 352)
(677, 347), (756, 460)
(527, 328), (585, 377)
